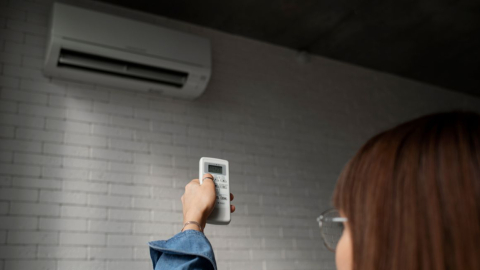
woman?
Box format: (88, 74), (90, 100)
(149, 111), (480, 270)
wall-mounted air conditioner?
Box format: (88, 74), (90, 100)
(44, 2), (212, 100)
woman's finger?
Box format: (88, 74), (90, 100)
(230, 204), (235, 213)
(202, 173), (214, 182)
(199, 174), (215, 188)
(230, 193), (234, 201)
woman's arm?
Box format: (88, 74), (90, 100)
(149, 230), (217, 270)
(148, 173), (235, 270)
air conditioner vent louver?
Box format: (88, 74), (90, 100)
(58, 49), (188, 87)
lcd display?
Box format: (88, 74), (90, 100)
(208, 165), (223, 174)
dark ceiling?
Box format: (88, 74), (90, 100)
(96, 0), (480, 98)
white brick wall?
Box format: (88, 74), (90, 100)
(1, 0), (479, 269)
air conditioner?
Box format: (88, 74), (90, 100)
(44, 2), (212, 100)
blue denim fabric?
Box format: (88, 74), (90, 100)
(149, 230), (217, 270)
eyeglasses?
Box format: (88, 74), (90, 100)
(316, 208), (347, 252)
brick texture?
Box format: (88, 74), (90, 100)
(1, 0), (479, 269)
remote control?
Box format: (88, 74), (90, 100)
(199, 157), (231, 225)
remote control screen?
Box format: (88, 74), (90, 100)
(208, 165), (223, 174)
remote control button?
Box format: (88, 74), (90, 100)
(219, 195), (227, 201)
(219, 184), (228, 189)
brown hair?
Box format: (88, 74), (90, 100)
(333, 111), (480, 270)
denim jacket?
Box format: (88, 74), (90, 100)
(149, 230), (217, 270)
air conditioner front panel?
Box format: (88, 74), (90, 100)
(52, 3), (211, 68)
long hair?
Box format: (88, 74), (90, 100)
(333, 111), (480, 270)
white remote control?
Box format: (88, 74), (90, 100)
(199, 157), (231, 225)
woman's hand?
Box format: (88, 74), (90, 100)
(181, 173), (235, 231)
